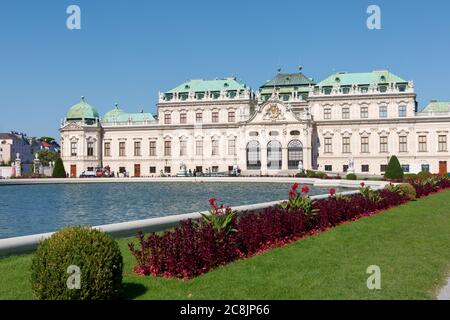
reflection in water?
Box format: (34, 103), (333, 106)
(0, 182), (341, 239)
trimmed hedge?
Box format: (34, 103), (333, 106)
(346, 173), (357, 180)
(31, 227), (123, 300)
(385, 155), (404, 181)
(52, 158), (67, 178)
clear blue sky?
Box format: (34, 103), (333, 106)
(1, 0), (449, 139)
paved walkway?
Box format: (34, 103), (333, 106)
(437, 277), (450, 300)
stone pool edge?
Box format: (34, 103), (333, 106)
(0, 179), (388, 256)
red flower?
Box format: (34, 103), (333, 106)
(292, 183), (299, 190)
(301, 185), (310, 194)
(360, 182), (365, 188)
(209, 198), (216, 206)
(329, 188), (336, 196)
(288, 189), (297, 198)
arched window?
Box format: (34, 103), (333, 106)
(288, 140), (303, 169)
(267, 141), (282, 170)
(246, 141), (261, 170)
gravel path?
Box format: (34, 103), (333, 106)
(437, 277), (450, 300)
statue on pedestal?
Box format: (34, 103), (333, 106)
(177, 161), (188, 177)
(297, 160), (304, 173)
(348, 158), (355, 174)
(34, 153), (41, 175)
(14, 153), (22, 177)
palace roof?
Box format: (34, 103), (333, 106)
(260, 72), (315, 88)
(166, 78), (247, 94)
(103, 105), (155, 123)
(317, 70), (407, 87)
(421, 101), (450, 113)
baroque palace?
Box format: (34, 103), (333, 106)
(60, 68), (450, 177)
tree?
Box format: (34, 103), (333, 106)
(52, 158), (67, 178)
(37, 149), (59, 166)
(384, 155), (404, 181)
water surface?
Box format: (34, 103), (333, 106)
(0, 182), (340, 239)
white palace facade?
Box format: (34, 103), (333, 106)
(60, 69), (450, 178)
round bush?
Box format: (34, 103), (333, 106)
(385, 156), (404, 181)
(31, 226), (123, 300)
(396, 183), (417, 201)
(403, 173), (418, 181)
(417, 171), (432, 180)
(346, 173), (357, 180)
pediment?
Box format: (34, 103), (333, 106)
(246, 99), (300, 124)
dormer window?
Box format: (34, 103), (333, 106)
(224, 83), (229, 88)
(335, 77), (341, 83)
(380, 75), (386, 82)
(184, 85), (190, 90)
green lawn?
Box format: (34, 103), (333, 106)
(1, 190), (450, 300)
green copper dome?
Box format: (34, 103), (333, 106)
(103, 104), (126, 121)
(66, 97), (100, 120)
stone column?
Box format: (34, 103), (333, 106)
(260, 144), (267, 175)
(281, 147), (288, 171)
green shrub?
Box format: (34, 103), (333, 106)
(315, 172), (327, 179)
(396, 183), (417, 201)
(295, 172), (307, 178)
(384, 156), (404, 181)
(52, 158), (67, 178)
(417, 171), (432, 180)
(31, 226), (123, 300)
(305, 170), (316, 178)
(346, 173), (357, 180)
(404, 173), (418, 181)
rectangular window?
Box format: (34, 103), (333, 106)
(360, 106), (368, 119)
(380, 136), (388, 153)
(180, 140), (187, 156)
(342, 107), (350, 119)
(228, 111), (235, 122)
(164, 113), (171, 124)
(104, 142), (111, 157)
(421, 164), (430, 172)
(164, 141), (171, 156)
(134, 141), (141, 156)
(228, 139), (236, 156)
(379, 106), (388, 118)
(119, 142), (126, 157)
(212, 166), (219, 173)
(87, 142), (94, 157)
(149, 166), (156, 174)
(343, 165), (349, 172)
(399, 105), (407, 117)
(418, 135), (427, 152)
(212, 111), (219, 123)
(196, 140), (203, 156)
(324, 108), (332, 119)
(401, 164), (410, 173)
(380, 164), (388, 173)
(149, 141), (156, 156)
(324, 137), (332, 153)
(438, 135), (448, 152)
(71, 142), (77, 156)
(399, 136), (408, 152)
(164, 166), (171, 174)
(212, 140), (219, 156)
(361, 137), (369, 153)
(324, 165), (332, 172)
(342, 137), (351, 153)
(361, 165), (369, 173)
(196, 112), (203, 123)
(180, 113), (187, 124)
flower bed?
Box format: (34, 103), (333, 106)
(129, 176), (450, 279)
